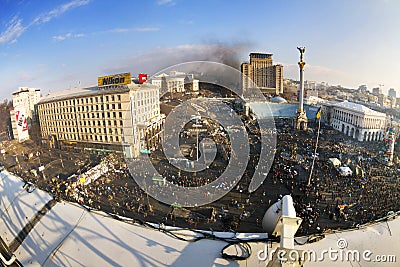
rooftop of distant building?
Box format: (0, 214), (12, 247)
(333, 100), (386, 116)
(249, 53), (273, 58)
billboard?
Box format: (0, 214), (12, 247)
(15, 107), (29, 142)
(98, 72), (131, 87)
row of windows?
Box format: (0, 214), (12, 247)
(61, 133), (120, 143)
(40, 94), (125, 110)
(40, 103), (124, 116)
(41, 120), (123, 130)
(39, 111), (124, 122)
(59, 127), (123, 134)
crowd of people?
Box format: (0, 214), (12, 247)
(1, 115), (399, 235)
(271, 120), (400, 235)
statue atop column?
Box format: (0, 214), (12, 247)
(297, 47), (306, 62)
(293, 46), (308, 131)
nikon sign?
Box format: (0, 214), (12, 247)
(98, 72), (131, 87)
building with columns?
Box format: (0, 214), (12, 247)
(151, 71), (199, 95)
(328, 101), (386, 142)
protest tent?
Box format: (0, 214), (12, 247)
(339, 166), (353, 176)
(328, 158), (341, 168)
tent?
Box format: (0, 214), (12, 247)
(339, 166), (353, 176)
(329, 158), (341, 167)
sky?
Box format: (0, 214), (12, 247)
(1, 0), (400, 101)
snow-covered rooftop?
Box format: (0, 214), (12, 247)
(38, 81), (154, 104)
(334, 101), (386, 116)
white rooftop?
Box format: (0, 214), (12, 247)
(334, 101), (386, 116)
(38, 81), (155, 104)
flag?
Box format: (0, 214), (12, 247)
(316, 107), (321, 119)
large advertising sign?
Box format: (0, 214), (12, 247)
(98, 72), (131, 87)
(15, 108), (29, 142)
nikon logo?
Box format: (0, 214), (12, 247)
(98, 72), (131, 87)
(102, 76), (125, 86)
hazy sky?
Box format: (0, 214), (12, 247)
(1, 0), (400, 101)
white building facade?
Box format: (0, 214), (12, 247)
(10, 87), (41, 142)
(329, 101), (386, 142)
(11, 87), (41, 119)
(151, 71), (199, 95)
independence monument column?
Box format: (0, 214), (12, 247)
(294, 46), (308, 130)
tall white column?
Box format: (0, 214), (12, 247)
(298, 60), (305, 113)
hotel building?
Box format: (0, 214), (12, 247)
(37, 73), (164, 158)
(241, 53), (284, 96)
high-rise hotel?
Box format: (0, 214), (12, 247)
(37, 73), (164, 158)
(241, 53), (283, 95)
